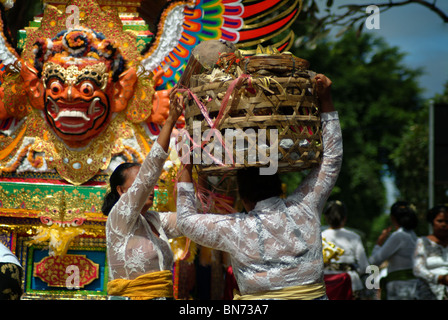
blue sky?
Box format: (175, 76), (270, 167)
(323, 1), (448, 208)
(330, 0), (448, 99)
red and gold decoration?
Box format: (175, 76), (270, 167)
(322, 238), (345, 265)
(0, 0), (302, 299)
(2, 0), (165, 185)
(34, 254), (99, 288)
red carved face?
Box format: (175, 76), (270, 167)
(21, 59), (137, 148)
(41, 62), (112, 144)
(21, 28), (138, 147)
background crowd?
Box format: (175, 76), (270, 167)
(321, 200), (448, 300)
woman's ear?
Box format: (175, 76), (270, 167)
(110, 67), (138, 113)
(116, 185), (125, 196)
(20, 62), (45, 110)
(242, 198), (256, 213)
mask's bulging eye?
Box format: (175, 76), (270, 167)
(49, 81), (63, 95)
(80, 82), (94, 97)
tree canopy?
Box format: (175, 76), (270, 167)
(283, 30), (424, 249)
(291, 0), (448, 50)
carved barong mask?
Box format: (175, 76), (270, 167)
(21, 28), (137, 147)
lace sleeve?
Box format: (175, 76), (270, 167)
(107, 141), (169, 236)
(159, 212), (182, 239)
(176, 183), (244, 252)
(177, 112), (343, 253)
(286, 111), (343, 214)
(413, 237), (439, 284)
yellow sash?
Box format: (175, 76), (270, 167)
(233, 282), (326, 300)
(107, 270), (173, 300)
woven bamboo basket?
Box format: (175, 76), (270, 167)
(182, 53), (323, 175)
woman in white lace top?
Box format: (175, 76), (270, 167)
(102, 88), (183, 300)
(177, 74), (343, 299)
(413, 205), (448, 300)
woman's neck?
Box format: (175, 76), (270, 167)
(428, 234), (448, 247)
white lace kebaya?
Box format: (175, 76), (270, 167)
(413, 237), (448, 300)
(177, 111), (343, 296)
(106, 142), (180, 281)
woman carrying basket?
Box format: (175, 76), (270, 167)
(176, 74), (343, 300)
(102, 87), (183, 300)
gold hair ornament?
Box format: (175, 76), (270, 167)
(42, 61), (109, 90)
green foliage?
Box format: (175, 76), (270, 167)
(390, 104), (429, 231)
(291, 0), (448, 50)
(286, 30), (423, 240)
(433, 81), (448, 105)
(390, 81), (448, 235)
(365, 213), (391, 254)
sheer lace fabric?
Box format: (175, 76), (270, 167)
(177, 111), (343, 295)
(106, 142), (179, 281)
(413, 237), (448, 299)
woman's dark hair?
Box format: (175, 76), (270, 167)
(390, 201), (418, 230)
(101, 162), (141, 216)
(426, 205), (448, 225)
(236, 167), (282, 204)
(324, 200), (347, 228)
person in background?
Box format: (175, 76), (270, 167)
(102, 87), (183, 300)
(0, 242), (23, 300)
(176, 74), (343, 300)
(413, 205), (448, 300)
(369, 201), (419, 300)
(322, 200), (369, 300)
